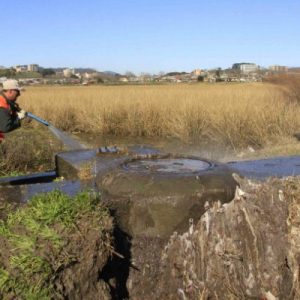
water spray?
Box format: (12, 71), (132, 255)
(26, 112), (87, 150)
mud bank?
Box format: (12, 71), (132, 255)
(0, 191), (113, 299)
(151, 175), (300, 300)
(2, 146), (300, 299)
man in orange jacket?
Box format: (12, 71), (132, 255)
(0, 79), (26, 142)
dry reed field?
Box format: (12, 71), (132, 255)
(19, 83), (300, 150)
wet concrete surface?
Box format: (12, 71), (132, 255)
(55, 145), (162, 181)
(2, 148), (300, 206)
(86, 152), (236, 238)
(1, 147), (237, 238)
(1, 144), (299, 210)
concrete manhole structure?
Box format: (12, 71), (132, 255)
(55, 150), (237, 238)
(1, 147), (238, 298)
(98, 154), (236, 238)
(55, 148), (238, 297)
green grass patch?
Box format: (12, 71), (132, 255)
(0, 190), (111, 299)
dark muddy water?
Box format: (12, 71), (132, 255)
(76, 133), (300, 180)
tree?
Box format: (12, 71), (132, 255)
(39, 68), (55, 77)
(125, 71), (136, 77)
(215, 68), (222, 78)
(0, 68), (16, 77)
(197, 75), (204, 82)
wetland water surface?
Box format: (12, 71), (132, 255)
(76, 133), (300, 179)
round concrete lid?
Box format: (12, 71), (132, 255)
(123, 158), (212, 174)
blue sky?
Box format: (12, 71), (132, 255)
(2, 0), (299, 74)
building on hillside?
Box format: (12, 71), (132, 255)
(83, 72), (99, 79)
(27, 64), (39, 72)
(63, 68), (75, 77)
(119, 77), (129, 82)
(232, 63), (259, 73)
(83, 72), (92, 79)
(192, 69), (202, 76)
(14, 65), (28, 72)
(75, 73), (82, 79)
(269, 65), (288, 72)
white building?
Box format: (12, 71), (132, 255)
(269, 65), (288, 72)
(119, 77), (128, 82)
(14, 65), (28, 73)
(63, 68), (75, 77)
(232, 63), (258, 73)
(27, 64), (39, 72)
(83, 72), (98, 79)
(192, 69), (202, 76)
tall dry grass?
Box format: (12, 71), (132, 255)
(264, 73), (300, 104)
(19, 83), (300, 149)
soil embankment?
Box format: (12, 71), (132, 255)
(152, 175), (300, 299)
(2, 138), (300, 299)
(0, 191), (113, 299)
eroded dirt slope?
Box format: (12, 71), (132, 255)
(154, 175), (300, 300)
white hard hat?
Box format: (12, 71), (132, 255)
(2, 79), (24, 91)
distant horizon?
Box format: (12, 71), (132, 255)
(1, 0), (299, 74)
(1, 62), (299, 76)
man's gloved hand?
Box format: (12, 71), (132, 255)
(17, 109), (27, 120)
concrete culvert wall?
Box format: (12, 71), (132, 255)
(1, 148), (239, 299)
(53, 150), (239, 298)
(152, 175), (300, 300)
(98, 154), (237, 239)
(95, 153), (238, 298)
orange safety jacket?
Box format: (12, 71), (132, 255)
(0, 95), (9, 142)
(0, 94), (20, 141)
(0, 95), (16, 142)
(0, 95), (9, 109)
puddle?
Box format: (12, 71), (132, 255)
(123, 158), (212, 174)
